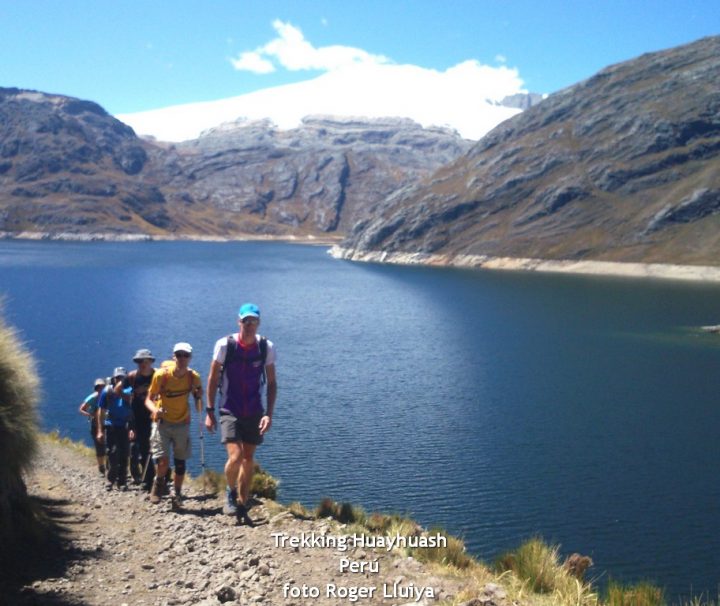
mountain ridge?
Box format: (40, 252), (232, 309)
(339, 35), (720, 267)
(0, 90), (472, 238)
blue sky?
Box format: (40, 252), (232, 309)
(1, 0), (718, 116)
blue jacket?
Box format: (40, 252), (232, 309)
(98, 386), (134, 428)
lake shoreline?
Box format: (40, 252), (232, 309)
(5, 231), (719, 283)
(0, 230), (342, 246)
(330, 245), (720, 283)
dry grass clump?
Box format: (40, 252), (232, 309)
(315, 497), (366, 525)
(251, 463), (278, 499)
(497, 537), (565, 593)
(287, 501), (314, 519)
(412, 528), (475, 570)
(43, 429), (95, 458)
(0, 313), (40, 548)
(495, 537), (599, 606)
(191, 463), (278, 499)
(606, 580), (664, 606)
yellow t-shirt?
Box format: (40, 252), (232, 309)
(148, 364), (202, 424)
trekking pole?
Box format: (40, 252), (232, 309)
(141, 452), (152, 485)
(198, 411), (207, 495)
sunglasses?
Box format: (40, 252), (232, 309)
(175, 352), (191, 358)
(242, 317), (259, 325)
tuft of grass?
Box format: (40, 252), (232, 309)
(251, 463), (278, 499)
(497, 537), (579, 595)
(42, 429), (95, 459)
(0, 312), (41, 548)
(364, 512), (395, 533)
(287, 501), (314, 520)
(681, 597), (718, 606)
(606, 580), (665, 606)
(189, 463), (278, 499)
(315, 498), (366, 524)
(317, 497), (337, 518)
(411, 527), (475, 570)
(192, 468), (225, 495)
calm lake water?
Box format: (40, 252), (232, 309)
(1, 239), (720, 598)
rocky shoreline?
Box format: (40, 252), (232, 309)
(0, 231), (341, 245)
(10, 439), (491, 606)
(330, 246), (720, 283)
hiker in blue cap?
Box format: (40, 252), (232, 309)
(96, 367), (134, 491)
(206, 302), (277, 524)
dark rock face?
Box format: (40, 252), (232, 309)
(343, 36), (720, 266)
(0, 90), (472, 237)
(0, 88), (163, 233)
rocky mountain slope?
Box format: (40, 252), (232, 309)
(0, 88), (472, 239)
(0, 88), (171, 234)
(340, 36), (720, 266)
(157, 116), (472, 236)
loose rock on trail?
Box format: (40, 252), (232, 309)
(8, 441), (470, 606)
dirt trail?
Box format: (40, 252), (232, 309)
(6, 441), (488, 606)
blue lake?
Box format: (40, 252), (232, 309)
(1, 239), (720, 598)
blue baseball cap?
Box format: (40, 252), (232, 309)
(238, 303), (260, 319)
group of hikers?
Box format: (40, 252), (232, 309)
(78, 303), (277, 523)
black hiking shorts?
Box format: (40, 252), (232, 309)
(220, 412), (264, 446)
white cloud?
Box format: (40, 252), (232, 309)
(118, 21), (529, 142)
(230, 19), (389, 73)
(118, 60), (525, 142)
(230, 51), (276, 74)
(495, 54), (507, 64)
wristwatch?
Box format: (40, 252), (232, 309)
(205, 407), (215, 413)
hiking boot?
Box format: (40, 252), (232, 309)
(98, 464), (105, 475)
(105, 482), (113, 491)
(223, 486), (238, 515)
(236, 502), (253, 526)
(119, 484), (129, 492)
(171, 492), (183, 511)
(150, 479), (163, 504)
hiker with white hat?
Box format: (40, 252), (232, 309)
(145, 343), (203, 509)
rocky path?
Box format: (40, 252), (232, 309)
(8, 441), (486, 606)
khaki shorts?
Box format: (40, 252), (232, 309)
(151, 421), (191, 460)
